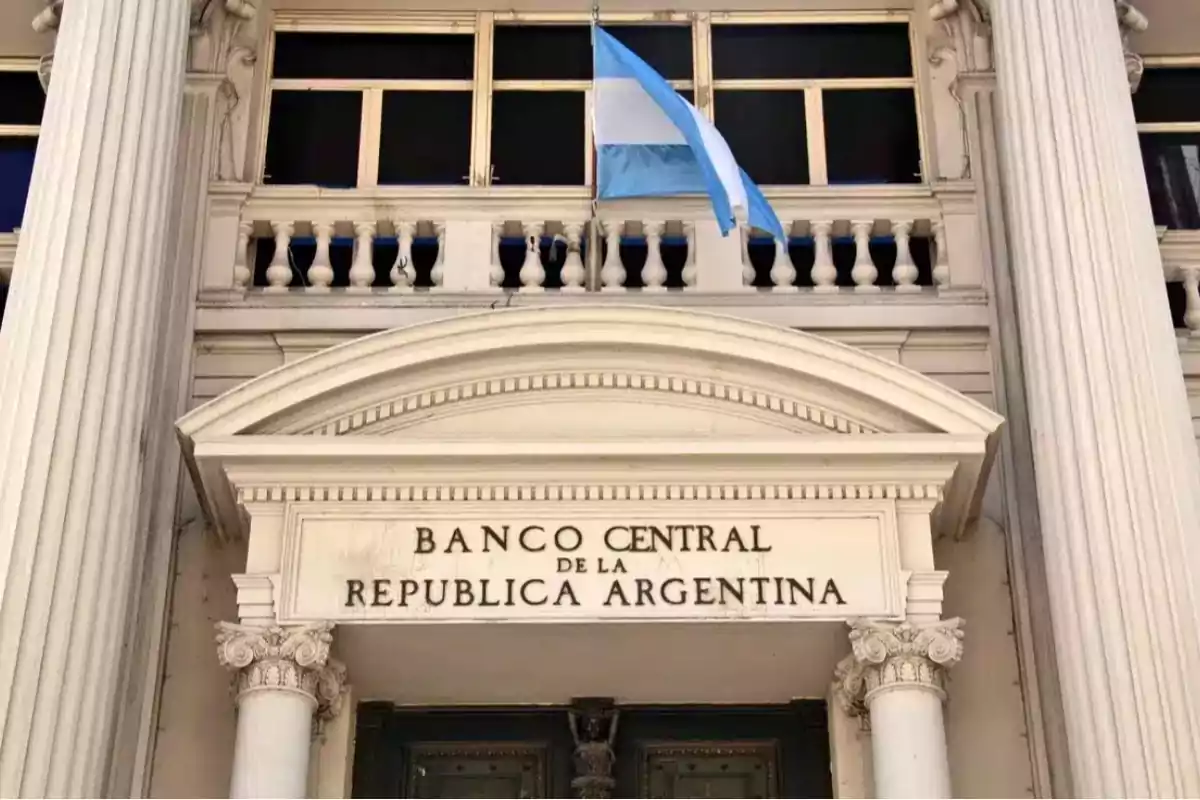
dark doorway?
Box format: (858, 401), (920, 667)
(351, 702), (832, 799)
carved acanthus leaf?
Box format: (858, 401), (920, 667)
(841, 618), (965, 706)
(215, 621), (336, 702)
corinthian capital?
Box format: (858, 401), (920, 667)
(215, 621), (338, 705)
(836, 618), (964, 714)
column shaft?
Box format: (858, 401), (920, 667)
(231, 692), (317, 799)
(0, 0), (189, 796)
(217, 622), (343, 799)
(868, 689), (951, 798)
(991, 0), (1200, 795)
(837, 619), (964, 799)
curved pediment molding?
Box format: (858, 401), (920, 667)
(177, 307), (1004, 542)
(178, 306), (1002, 441)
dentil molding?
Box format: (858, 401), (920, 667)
(835, 618), (965, 718)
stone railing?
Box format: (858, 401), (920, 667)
(199, 183), (988, 298)
(1160, 228), (1200, 336)
(0, 233), (17, 283)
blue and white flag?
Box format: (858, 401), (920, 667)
(593, 26), (786, 241)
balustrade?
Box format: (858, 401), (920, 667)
(210, 187), (975, 296)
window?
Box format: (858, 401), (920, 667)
(0, 64), (44, 233)
(1134, 65), (1200, 229)
(259, 14), (923, 189)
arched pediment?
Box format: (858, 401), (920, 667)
(179, 306), (1000, 439)
(177, 307), (1003, 540)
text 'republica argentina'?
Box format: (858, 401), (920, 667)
(344, 523), (847, 610)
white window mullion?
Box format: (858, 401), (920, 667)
(472, 12), (495, 186)
(357, 88), (383, 188)
(693, 12), (714, 121)
(804, 87), (828, 186)
(584, 88), (594, 189)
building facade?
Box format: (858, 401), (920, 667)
(0, 0), (1198, 797)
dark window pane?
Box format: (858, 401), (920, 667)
(273, 32), (474, 80)
(714, 91), (808, 184)
(494, 25), (591, 80)
(607, 26), (693, 80)
(824, 89), (920, 184)
(264, 91), (361, 187)
(1140, 133), (1200, 229)
(712, 23), (912, 80)
(0, 72), (45, 126)
(1134, 68), (1200, 124)
(491, 91), (584, 185)
(379, 92), (472, 184)
(0, 137), (37, 232)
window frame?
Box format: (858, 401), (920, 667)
(1136, 57), (1200, 136)
(1135, 58), (1200, 230)
(255, 10), (927, 191)
(0, 58), (42, 237)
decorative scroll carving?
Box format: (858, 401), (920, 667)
(189, 0), (260, 179)
(569, 699), (619, 799)
(835, 618), (965, 717)
(927, 0), (992, 179)
(215, 621), (336, 705)
(1115, 1), (1149, 92)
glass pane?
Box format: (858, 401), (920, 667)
(491, 91), (585, 185)
(273, 32), (475, 80)
(824, 89), (920, 184)
(264, 91), (361, 187)
(494, 26), (592, 81)
(379, 92), (472, 184)
(713, 91), (808, 184)
(1140, 133), (1200, 229)
(607, 26), (694, 81)
(0, 72), (45, 126)
(712, 23), (911, 80)
(0, 137), (37, 232)
(1134, 68), (1200, 124)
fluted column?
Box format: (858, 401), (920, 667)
(992, 1), (1200, 796)
(0, 0), (189, 796)
(216, 622), (346, 799)
(835, 619), (963, 798)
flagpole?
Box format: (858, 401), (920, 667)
(586, 0), (601, 291)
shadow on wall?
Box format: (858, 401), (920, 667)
(148, 481), (245, 798)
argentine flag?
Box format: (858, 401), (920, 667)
(593, 26), (786, 242)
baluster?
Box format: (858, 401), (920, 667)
(769, 223), (796, 291)
(850, 220), (879, 292)
(600, 221), (625, 290)
(741, 226), (756, 287)
(490, 223), (506, 288)
(891, 220), (919, 292)
(810, 220), (837, 292)
(232, 220), (252, 290)
(519, 222), (545, 291)
(349, 222), (376, 290)
(307, 221), (334, 290)
(681, 222), (697, 288)
(642, 221), (668, 290)
(265, 221), (294, 291)
(932, 219), (951, 288)
(561, 222), (586, 291)
(389, 220), (415, 289)
(1183, 266), (1200, 335)
(431, 223), (445, 288)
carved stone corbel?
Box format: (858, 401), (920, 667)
(927, 0), (993, 179)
